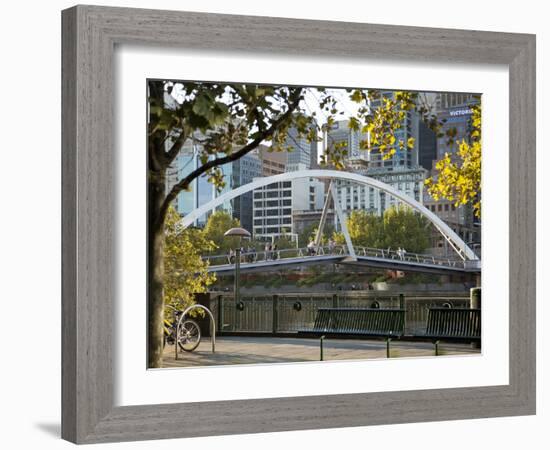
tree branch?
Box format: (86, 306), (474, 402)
(156, 88), (303, 227)
(165, 129), (188, 164)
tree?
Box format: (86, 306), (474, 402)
(347, 210), (384, 248)
(163, 206), (216, 317)
(345, 206), (430, 254)
(425, 103), (482, 217)
(297, 222), (335, 247)
(202, 210), (241, 254)
(379, 205), (430, 253)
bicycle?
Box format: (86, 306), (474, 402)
(164, 305), (201, 352)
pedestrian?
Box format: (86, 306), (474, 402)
(250, 245), (256, 263)
(307, 240), (316, 256)
(328, 238), (335, 254)
(273, 243), (279, 260)
(228, 248), (235, 264)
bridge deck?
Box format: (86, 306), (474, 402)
(205, 247), (481, 275)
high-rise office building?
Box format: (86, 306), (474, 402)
(331, 166), (427, 227)
(285, 127), (310, 167)
(252, 164), (325, 241)
(435, 96), (478, 158)
(326, 119), (369, 166)
(257, 144), (287, 176)
(418, 120), (438, 171)
(422, 94), (481, 255)
(167, 142), (261, 230)
(231, 152), (263, 231)
(284, 126), (317, 169)
(367, 91), (420, 169)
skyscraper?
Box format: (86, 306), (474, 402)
(167, 142), (261, 230)
(231, 151), (262, 231)
(417, 120), (437, 171)
(284, 126), (317, 169)
(326, 119), (369, 166)
(257, 144), (287, 176)
(367, 91), (420, 169)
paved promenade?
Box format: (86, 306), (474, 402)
(162, 336), (480, 368)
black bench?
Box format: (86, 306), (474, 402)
(424, 307), (481, 355)
(298, 308), (406, 359)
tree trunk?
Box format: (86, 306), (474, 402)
(148, 176), (166, 368)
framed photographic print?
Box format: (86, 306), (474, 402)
(62, 5), (536, 444)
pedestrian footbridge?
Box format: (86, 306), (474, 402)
(203, 245), (481, 275)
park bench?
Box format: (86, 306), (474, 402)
(298, 307), (406, 358)
(424, 307), (481, 355)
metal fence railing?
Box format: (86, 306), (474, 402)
(207, 292), (471, 336)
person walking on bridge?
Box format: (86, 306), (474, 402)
(307, 240), (316, 256)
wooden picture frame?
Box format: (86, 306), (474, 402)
(61, 5), (536, 444)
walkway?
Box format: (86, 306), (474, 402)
(162, 336), (480, 368)
(203, 246), (481, 275)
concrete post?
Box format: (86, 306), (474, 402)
(470, 287), (481, 349)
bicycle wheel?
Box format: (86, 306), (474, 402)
(177, 319), (201, 352)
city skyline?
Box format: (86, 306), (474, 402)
(165, 87), (480, 254)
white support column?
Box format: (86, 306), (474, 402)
(330, 183), (356, 260)
(314, 181), (333, 248)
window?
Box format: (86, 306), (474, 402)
(283, 199), (291, 206)
(444, 204), (450, 211)
(283, 181), (292, 188)
(438, 204), (442, 212)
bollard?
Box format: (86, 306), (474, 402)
(435, 340), (440, 356)
(386, 338), (392, 358)
(320, 335), (325, 361)
(470, 287), (481, 349)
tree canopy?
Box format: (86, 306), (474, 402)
(202, 210), (241, 253)
(346, 206), (431, 253)
(425, 103), (482, 217)
(163, 206), (216, 318)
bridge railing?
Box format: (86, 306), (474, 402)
(202, 245), (347, 266)
(203, 245), (467, 269)
(354, 246), (466, 268)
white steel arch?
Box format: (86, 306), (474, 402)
(177, 169), (478, 261)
